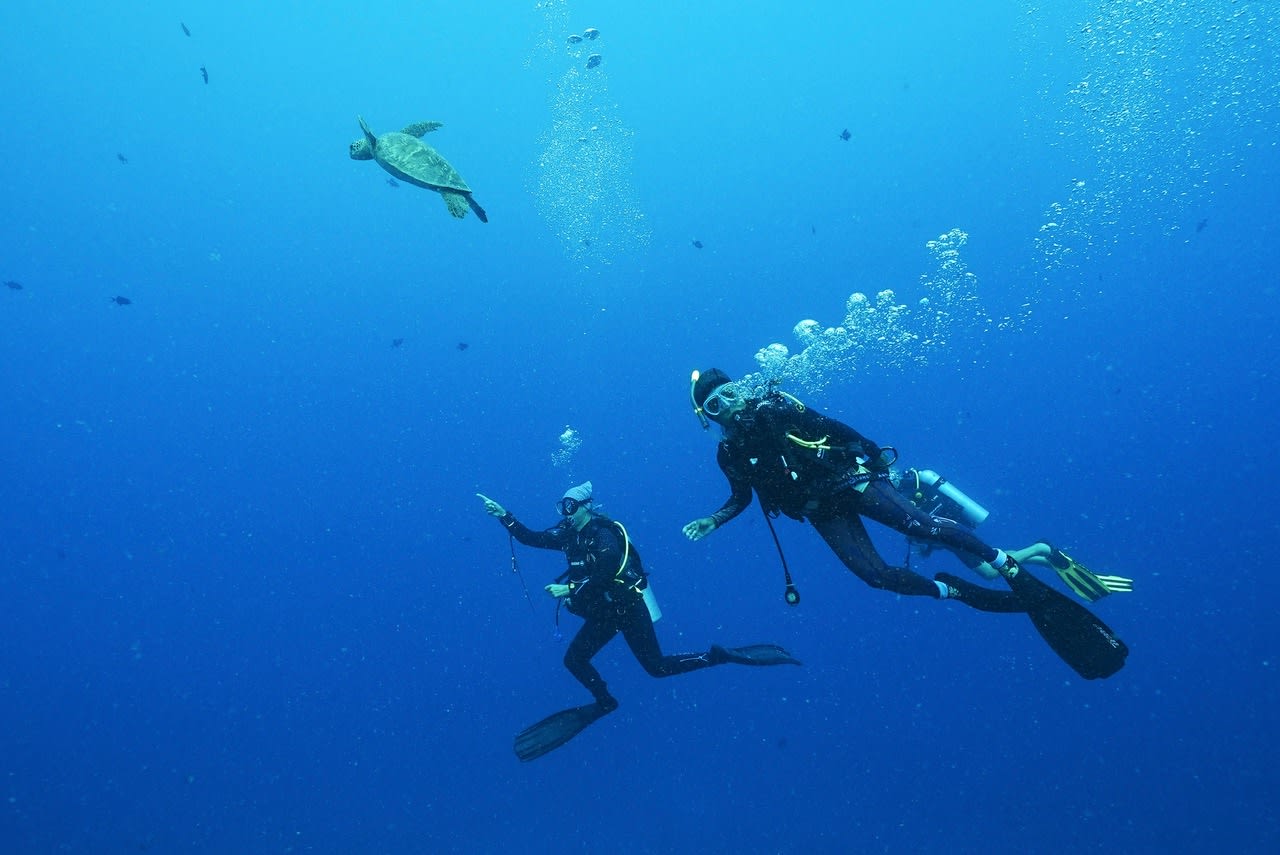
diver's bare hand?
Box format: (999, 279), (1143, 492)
(683, 517), (716, 541)
(476, 493), (507, 518)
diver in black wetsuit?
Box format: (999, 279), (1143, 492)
(479, 481), (801, 761)
(678, 369), (1129, 681)
(681, 369), (1024, 612)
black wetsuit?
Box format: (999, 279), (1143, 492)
(501, 512), (716, 705)
(706, 393), (1021, 610)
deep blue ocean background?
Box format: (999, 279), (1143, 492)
(3, 2), (1277, 852)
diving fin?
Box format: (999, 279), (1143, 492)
(1002, 562), (1128, 680)
(1044, 542), (1133, 602)
(514, 701), (614, 762)
(709, 643), (803, 667)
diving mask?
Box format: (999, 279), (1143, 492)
(701, 383), (741, 418)
(557, 497), (588, 516)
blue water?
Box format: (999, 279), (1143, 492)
(3, 2), (1277, 852)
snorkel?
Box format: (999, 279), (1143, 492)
(690, 370), (710, 430)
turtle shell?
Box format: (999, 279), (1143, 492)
(373, 132), (472, 194)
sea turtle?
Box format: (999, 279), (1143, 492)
(349, 116), (488, 223)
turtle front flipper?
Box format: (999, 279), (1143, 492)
(357, 115), (377, 147)
(402, 121), (443, 137)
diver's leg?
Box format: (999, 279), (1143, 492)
(814, 493), (1025, 612)
(563, 617), (620, 707)
(1008, 542), (1055, 568)
(958, 542), (1055, 578)
(929, 519), (998, 578)
(857, 479), (1005, 564)
(618, 601), (715, 678)
(810, 512), (941, 597)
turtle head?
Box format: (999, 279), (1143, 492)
(350, 116), (377, 159)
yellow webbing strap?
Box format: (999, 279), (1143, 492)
(786, 431), (831, 452)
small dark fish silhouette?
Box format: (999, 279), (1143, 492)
(586, 54), (602, 69)
(692, 240), (704, 249)
(386, 177), (400, 188)
(200, 66), (208, 84)
(811, 225), (816, 235)
(117, 153), (129, 164)
(391, 338), (404, 348)
(456, 342), (469, 351)
(181, 22), (191, 37)
(839, 129), (851, 141)
(1196, 218), (1209, 233)
(4, 280), (22, 290)
(111, 295), (132, 306)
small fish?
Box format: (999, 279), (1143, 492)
(117, 153), (129, 164)
(386, 177), (400, 188)
(4, 280), (22, 290)
(111, 295), (132, 306)
(811, 225), (816, 235)
(200, 66), (208, 84)
(692, 240), (704, 249)
(181, 22), (191, 37)
(839, 129), (851, 141)
(1196, 218), (1209, 233)
(457, 342), (469, 351)
(391, 338), (404, 348)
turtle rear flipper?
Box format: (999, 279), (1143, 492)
(467, 195), (488, 223)
(402, 121), (443, 137)
(441, 190), (470, 219)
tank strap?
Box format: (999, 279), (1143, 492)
(839, 468), (893, 489)
(612, 521), (646, 592)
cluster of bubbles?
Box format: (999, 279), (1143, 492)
(741, 229), (991, 397)
(1033, 0), (1279, 272)
(552, 424), (582, 467)
(529, 7), (650, 268)
(744, 3), (1278, 395)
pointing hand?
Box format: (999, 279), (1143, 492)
(476, 493), (507, 518)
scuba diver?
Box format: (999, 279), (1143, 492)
(681, 368), (1128, 680)
(478, 481), (801, 762)
(894, 467), (1133, 602)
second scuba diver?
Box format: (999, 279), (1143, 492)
(681, 368), (1128, 680)
(478, 480), (801, 762)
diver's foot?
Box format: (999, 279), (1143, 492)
(709, 644), (802, 667)
(595, 695), (619, 714)
(1040, 541), (1072, 570)
(997, 554), (1021, 579)
(935, 573), (1027, 614)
